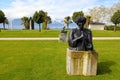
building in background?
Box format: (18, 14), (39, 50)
(89, 22), (105, 30)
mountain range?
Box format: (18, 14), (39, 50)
(0, 18), (77, 30)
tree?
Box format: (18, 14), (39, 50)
(110, 2), (120, 15)
(42, 12), (51, 30)
(84, 15), (92, 28)
(88, 5), (108, 23)
(33, 10), (45, 32)
(29, 17), (34, 30)
(64, 16), (72, 29)
(88, 3), (120, 24)
(21, 17), (30, 29)
(0, 10), (5, 23)
(3, 17), (9, 29)
(0, 10), (8, 30)
(111, 10), (120, 32)
(72, 11), (84, 22)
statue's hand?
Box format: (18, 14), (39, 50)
(78, 33), (83, 39)
(73, 33), (83, 42)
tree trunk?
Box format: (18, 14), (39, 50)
(29, 19), (34, 30)
(3, 23), (5, 30)
(42, 22), (47, 30)
(29, 19), (32, 30)
(39, 23), (41, 32)
(67, 24), (69, 29)
(32, 20), (34, 30)
(114, 24), (116, 32)
(45, 21), (48, 29)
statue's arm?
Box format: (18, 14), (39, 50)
(87, 30), (93, 50)
(68, 30), (74, 42)
(88, 30), (92, 43)
(68, 30), (83, 47)
(73, 32), (83, 42)
(68, 30), (76, 47)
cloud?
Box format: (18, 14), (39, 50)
(3, 0), (57, 19)
(2, 0), (119, 20)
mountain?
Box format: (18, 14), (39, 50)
(1, 18), (77, 30)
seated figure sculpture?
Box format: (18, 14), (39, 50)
(68, 16), (93, 51)
(59, 26), (67, 42)
(61, 26), (67, 33)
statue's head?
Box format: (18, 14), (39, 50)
(75, 16), (86, 29)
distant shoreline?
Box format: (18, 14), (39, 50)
(0, 19), (77, 30)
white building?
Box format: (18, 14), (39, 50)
(89, 22), (105, 30)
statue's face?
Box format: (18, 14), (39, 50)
(77, 22), (83, 29)
(75, 16), (86, 29)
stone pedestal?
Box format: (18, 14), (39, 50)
(66, 48), (98, 76)
(59, 33), (67, 42)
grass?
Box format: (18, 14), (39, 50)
(0, 30), (120, 37)
(0, 30), (60, 37)
(92, 30), (120, 37)
(0, 40), (120, 80)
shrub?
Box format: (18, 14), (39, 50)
(105, 25), (120, 31)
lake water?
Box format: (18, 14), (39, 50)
(0, 19), (78, 30)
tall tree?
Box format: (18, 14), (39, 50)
(42, 12), (51, 30)
(72, 11), (84, 22)
(33, 10), (45, 32)
(84, 15), (92, 28)
(29, 17), (34, 30)
(64, 16), (72, 29)
(111, 10), (120, 32)
(3, 17), (9, 29)
(88, 5), (108, 23)
(0, 10), (8, 29)
(21, 17), (30, 29)
(0, 10), (5, 23)
(88, 3), (120, 24)
(110, 2), (120, 15)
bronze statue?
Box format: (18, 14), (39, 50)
(61, 26), (67, 33)
(68, 16), (93, 51)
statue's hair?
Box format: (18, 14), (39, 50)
(75, 16), (86, 25)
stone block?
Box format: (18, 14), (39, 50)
(59, 33), (67, 42)
(66, 48), (98, 76)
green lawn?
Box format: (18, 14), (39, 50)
(0, 40), (120, 80)
(0, 30), (120, 37)
(92, 30), (120, 37)
(0, 30), (60, 37)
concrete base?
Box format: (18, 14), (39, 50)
(66, 48), (98, 76)
(59, 33), (67, 42)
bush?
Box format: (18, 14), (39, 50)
(105, 25), (120, 31)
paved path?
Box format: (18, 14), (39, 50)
(0, 37), (120, 40)
(0, 37), (58, 40)
(93, 37), (120, 40)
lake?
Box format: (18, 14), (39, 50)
(0, 18), (78, 30)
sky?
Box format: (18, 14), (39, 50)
(0, 0), (120, 20)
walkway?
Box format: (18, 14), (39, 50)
(0, 37), (120, 40)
